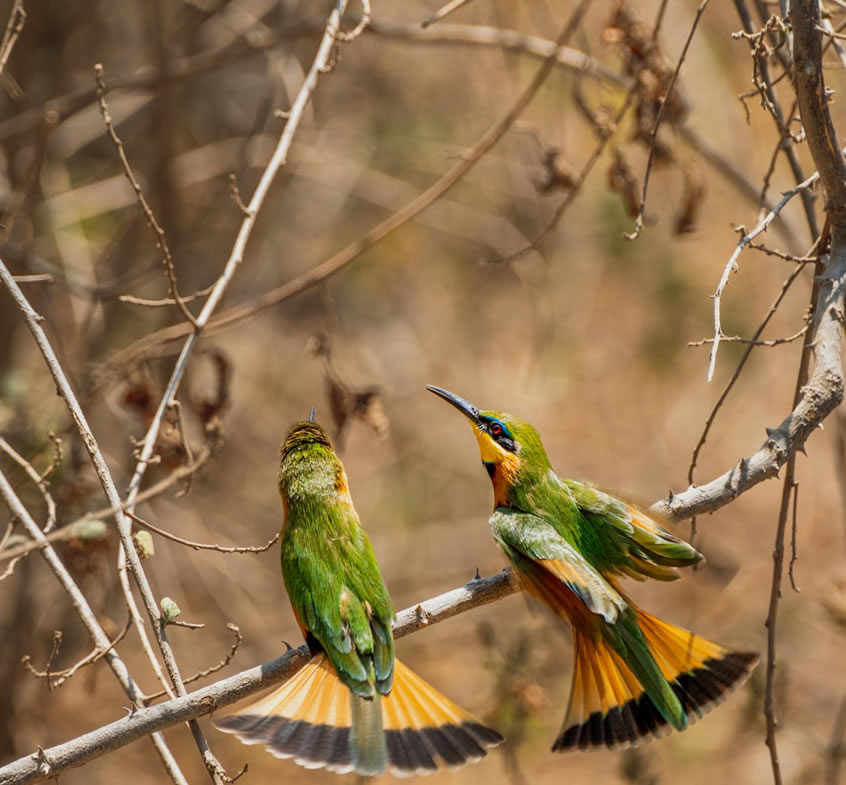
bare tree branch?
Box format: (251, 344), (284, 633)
(94, 64), (199, 328)
(0, 467), (189, 785)
(707, 170), (820, 381)
(653, 1), (846, 524)
(0, 570), (516, 785)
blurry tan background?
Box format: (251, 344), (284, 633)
(1, 1), (845, 784)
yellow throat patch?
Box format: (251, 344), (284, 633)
(472, 425), (520, 507)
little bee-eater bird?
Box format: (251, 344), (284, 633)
(426, 386), (759, 751)
(214, 415), (503, 775)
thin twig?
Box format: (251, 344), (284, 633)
(94, 64), (199, 329)
(0, 0), (25, 77)
(733, 0), (820, 239)
(144, 623), (243, 702)
(22, 617), (131, 690)
(707, 170), (819, 382)
(128, 511), (279, 554)
(626, 0), (710, 240)
(748, 240), (818, 262)
(688, 324), (807, 347)
(12, 273), (52, 283)
(788, 481), (800, 592)
(119, 282), (215, 308)
(421, 0), (474, 28)
(335, 0), (370, 42)
(0, 436), (57, 533)
(684, 261), (807, 541)
(764, 297), (818, 785)
(0, 445), (213, 564)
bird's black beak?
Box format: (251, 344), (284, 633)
(426, 385), (481, 425)
(309, 407), (317, 424)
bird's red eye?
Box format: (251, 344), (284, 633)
(491, 423), (502, 435)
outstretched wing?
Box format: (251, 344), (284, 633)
(282, 503), (394, 698)
(489, 507), (627, 624)
(561, 479), (702, 581)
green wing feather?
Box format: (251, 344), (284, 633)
(560, 478), (702, 579)
(489, 508), (627, 623)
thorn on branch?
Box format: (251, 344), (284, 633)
(414, 604), (430, 625)
(32, 746), (50, 777)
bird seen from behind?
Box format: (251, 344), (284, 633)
(214, 413), (504, 775)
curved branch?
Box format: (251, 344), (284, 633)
(652, 1), (846, 522)
(653, 238), (845, 520)
(0, 570), (516, 785)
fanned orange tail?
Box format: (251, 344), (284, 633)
(214, 655), (503, 776)
(553, 609), (758, 751)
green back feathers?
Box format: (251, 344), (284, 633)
(278, 420), (395, 698)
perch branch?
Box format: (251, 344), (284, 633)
(0, 570), (516, 785)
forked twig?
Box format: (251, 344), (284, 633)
(94, 64), (199, 329)
(707, 170), (819, 382)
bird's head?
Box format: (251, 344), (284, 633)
(279, 411), (350, 508)
(426, 385), (551, 507)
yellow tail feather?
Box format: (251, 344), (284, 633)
(554, 611), (759, 752)
(214, 654), (503, 776)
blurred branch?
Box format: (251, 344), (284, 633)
(0, 16), (775, 233)
(826, 694), (846, 785)
(0, 570), (516, 785)
(421, 0), (475, 28)
(0, 436), (57, 534)
(103, 3), (593, 375)
(0, 19), (622, 145)
(0, 0), (25, 77)
(0, 444), (213, 563)
(626, 0), (709, 240)
(94, 64), (199, 328)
